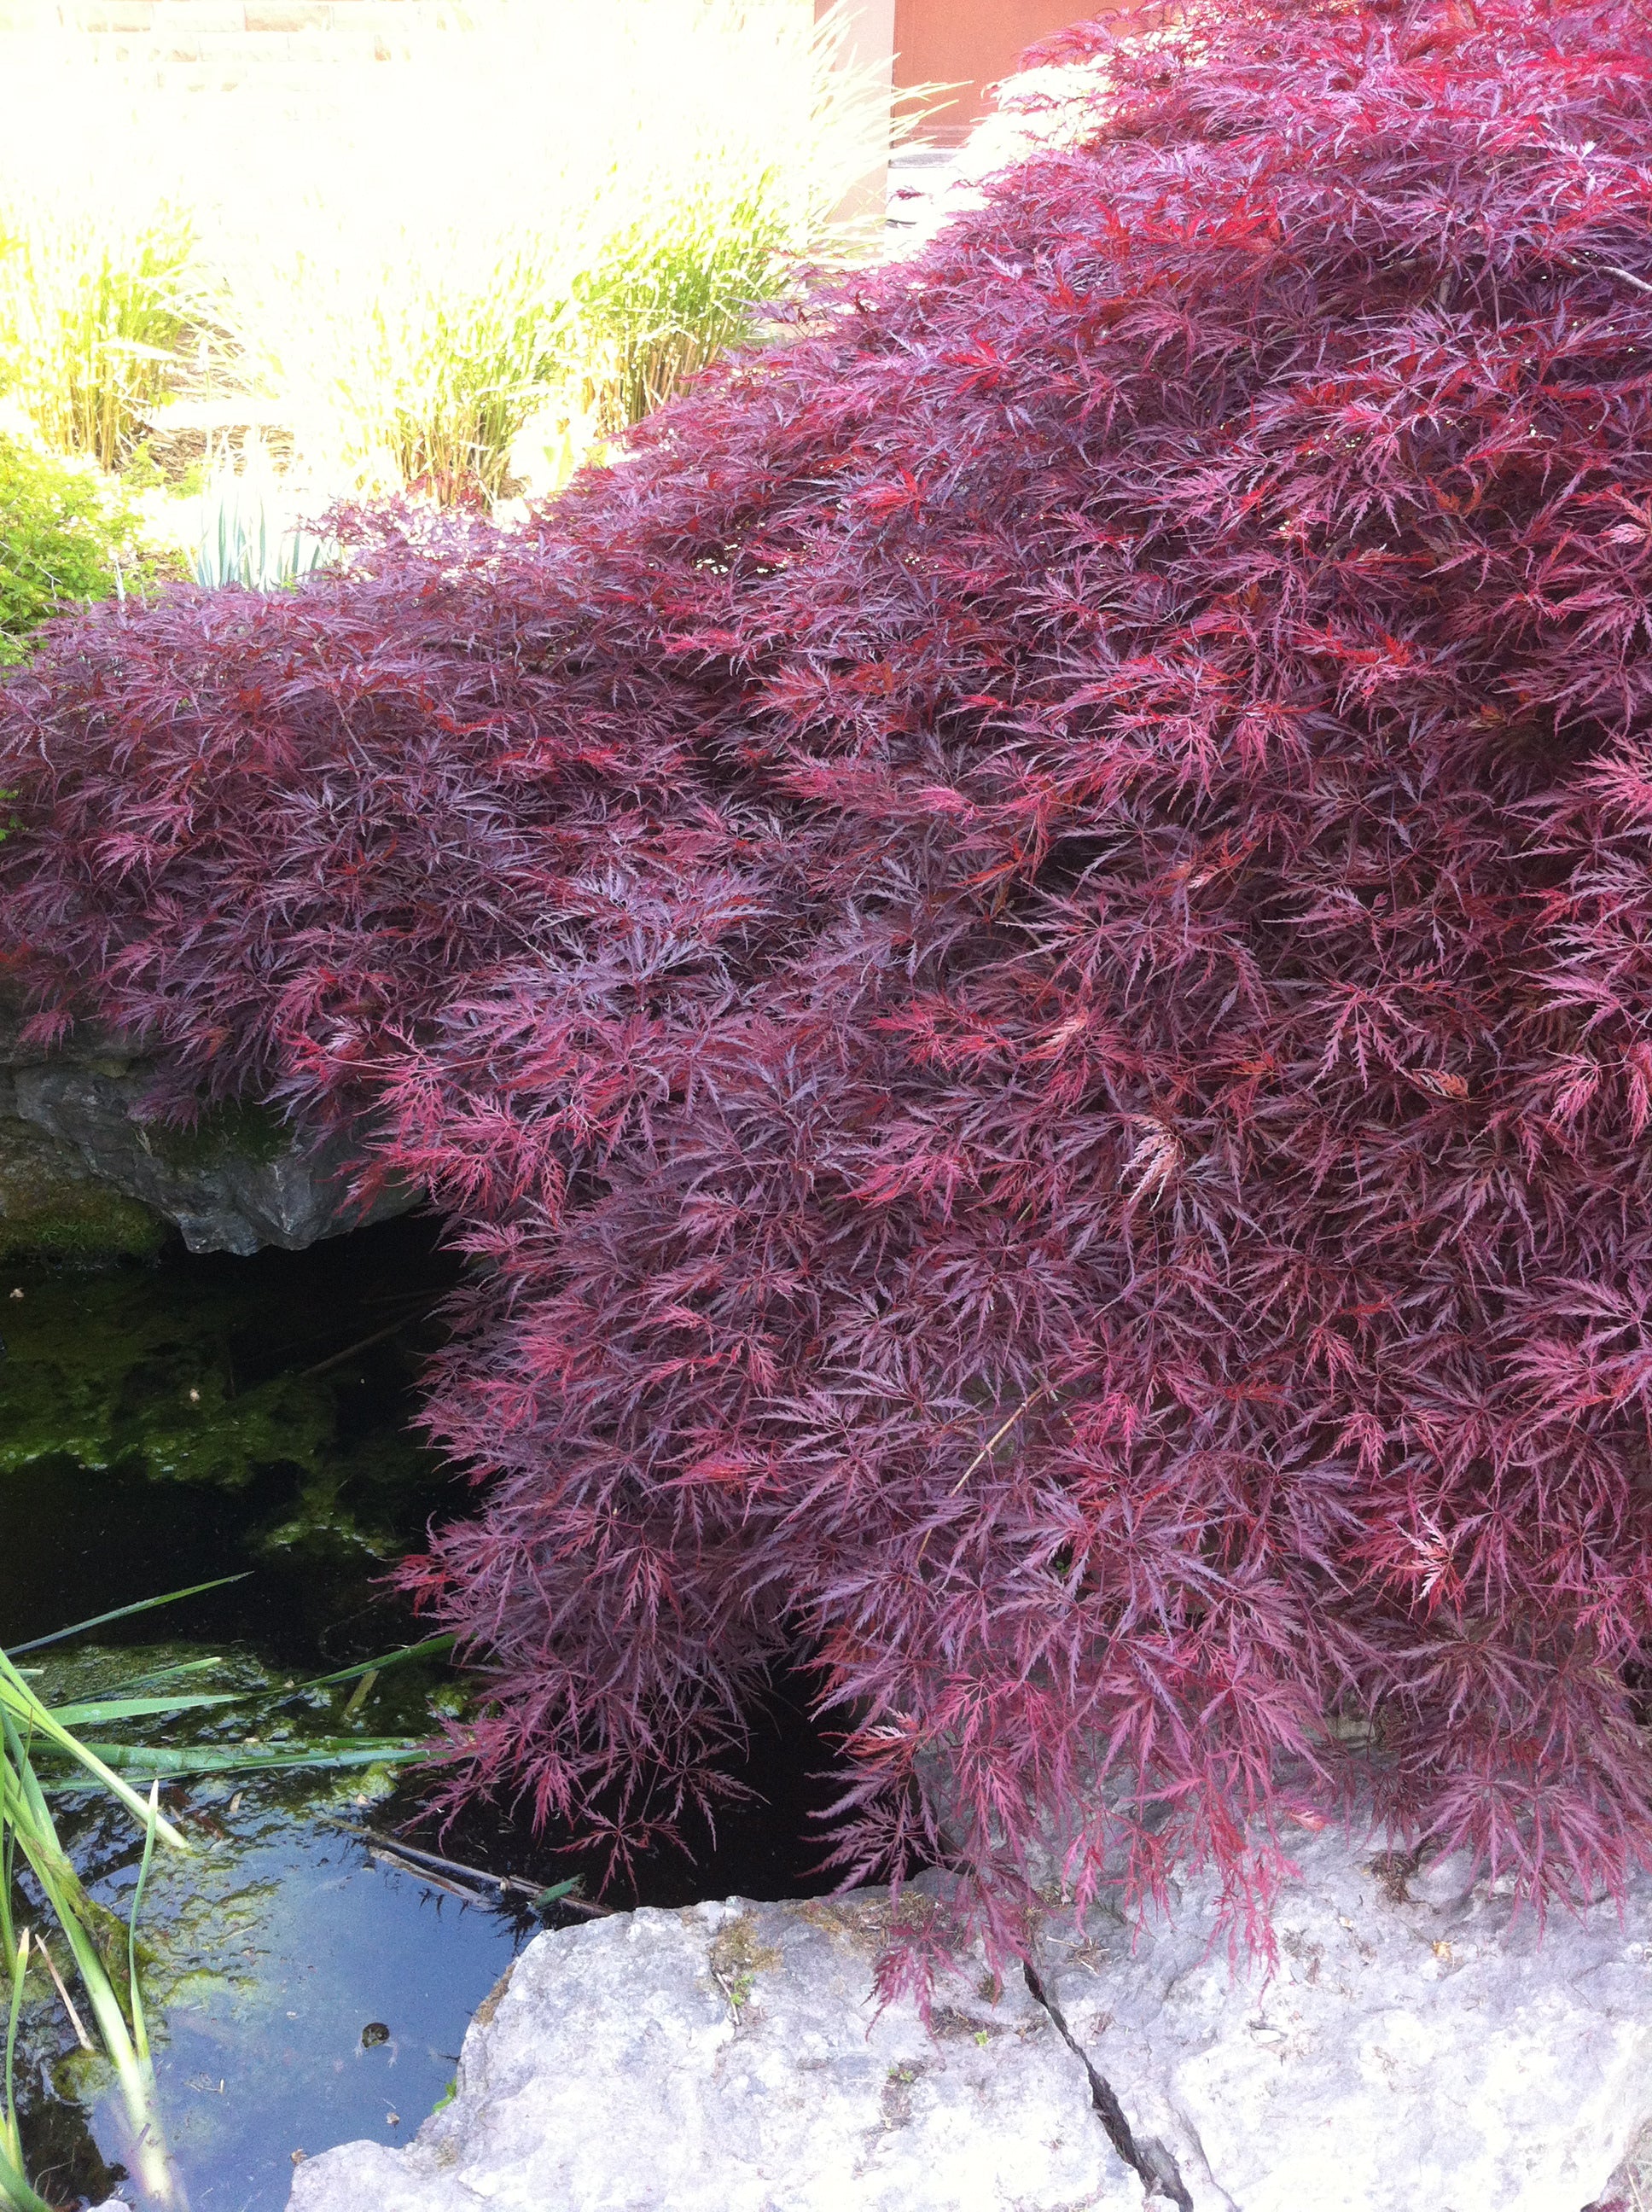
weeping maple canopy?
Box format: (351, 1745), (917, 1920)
(6, 0), (1652, 1953)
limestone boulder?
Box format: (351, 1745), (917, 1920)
(1032, 1822), (1652, 2212)
(280, 1827), (1652, 2212)
(285, 1891), (1141, 2212)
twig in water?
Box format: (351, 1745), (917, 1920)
(298, 1323), (410, 1381)
(368, 1849), (479, 1902)
(34, 1939), (91, 2052)
(329, 1821), (609, 1914)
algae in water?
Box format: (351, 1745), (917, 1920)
(0, 1264), (337, 1483)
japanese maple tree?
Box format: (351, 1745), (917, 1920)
(5, 0), (1652, 1955)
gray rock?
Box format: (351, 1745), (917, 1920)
(1588, 2116), (1652, 2212)
(286, 1891), (1142, 2212)
(0, 1097), (166, 1260)
(1032, 1821), (1652, 2212)
(0, 999), (409, 1255)
(281, 1828), (1652, 2212)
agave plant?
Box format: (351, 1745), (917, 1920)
(0, 1584), (436, 2210)
(189, 435), (333, 594)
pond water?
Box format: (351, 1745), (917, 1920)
(1, 1218), (841, 2212)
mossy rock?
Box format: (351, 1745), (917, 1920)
(0, 1114), (169, 1261)
(141, 1099), (293, 1173)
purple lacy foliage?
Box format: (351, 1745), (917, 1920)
(5, 0), (1652, 1967)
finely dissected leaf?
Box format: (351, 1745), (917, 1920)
(5, 0), (1652, 1964)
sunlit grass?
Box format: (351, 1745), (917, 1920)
(0, 1), (893, 507)
(2, 1632), (195, 2209)
(0, 192), (196, 474)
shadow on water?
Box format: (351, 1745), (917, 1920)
(0, 1215), (847, 2212)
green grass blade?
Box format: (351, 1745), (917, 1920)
(0, 1758), (13, 1966)
(46, 1692), (244, 1728)
(303, 1635), (456, 1689)
(1, 1932), (34, 2209)
(128, 1783), (159, 2067)
(5, 1575), (248, 1657)
(54, 1738), (425, 1777)
(33, 1859), (180, 2208)
(0, 1659), (189, 1850)
(3, 1714), (97, 1924)
(0, 2133), (54, 2212)
(112, 1657), (229, 1692)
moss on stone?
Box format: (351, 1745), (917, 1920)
(143, 1099), (292, 1172)
(0, 1112), (172, 1261)
(252, 1470), (403, 1563)
(0, 1185), (169, 1263)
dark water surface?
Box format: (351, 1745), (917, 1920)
(1, 1218), (841, 2212)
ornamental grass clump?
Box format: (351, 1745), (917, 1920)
(3, 0), (1652, 1967)
(0, 191), (196, 474)
(0, 0), (889, 506)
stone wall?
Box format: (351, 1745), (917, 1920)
(0, 0), (467, 89)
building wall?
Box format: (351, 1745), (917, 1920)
(0, 0), (461, 84)
(817, 0), (896, 223)
(893, 0), (1095, 141)
(8, 1), (1097, 138)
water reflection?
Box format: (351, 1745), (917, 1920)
(2, 1218), (843, 2210)
(11, 1637), (526, 2212)
(101, 1784), (521, 2212)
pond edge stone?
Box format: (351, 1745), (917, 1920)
(269, 1830), (1652, 2211)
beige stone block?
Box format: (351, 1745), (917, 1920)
(150, 0), (246, 32)
(243, 0), (326, 27)
(67, 0), (154, 28)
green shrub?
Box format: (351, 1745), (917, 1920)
(0, 434), (163, 664)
